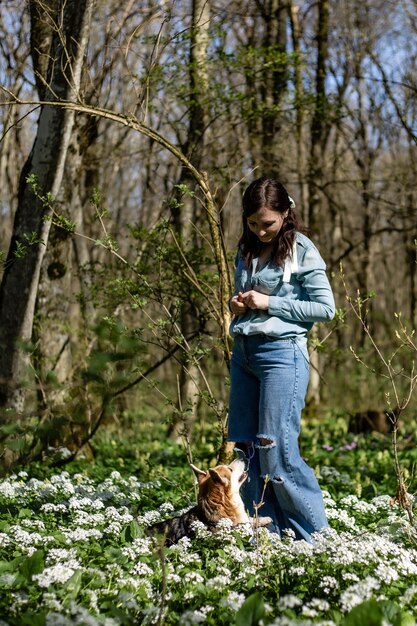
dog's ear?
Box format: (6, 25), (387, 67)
(190, 464), (208, 484)
(208, 468), (228, 485)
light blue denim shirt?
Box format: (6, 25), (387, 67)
(230, 232), (335, 344)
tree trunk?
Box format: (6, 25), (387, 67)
(243, 1), (289, 175)
(0, 0), (94, 413)
(289, 1), (308, 222)
(306, 0), (330, 406)
(260, 0), (289, 173)
(168, 0), (210, 441)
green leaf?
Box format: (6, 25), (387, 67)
(64, 569), (82, 596)
(4, 437), (27, 453)
(0, 560), (13, 573)
(127, 520), (143, 541)
(235, 591), (265, 626)
(20, 549), (45, 581)
(343, 599), (415, 626)
(20, 612), (46, 626)
(399, 613), (416, 626)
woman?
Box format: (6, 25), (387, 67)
(228, 176), (335, 542)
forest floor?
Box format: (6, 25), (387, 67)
(0, 410), (416, 626)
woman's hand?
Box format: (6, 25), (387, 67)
(240, 290), (269, 310)
(230, 292), (248, 315)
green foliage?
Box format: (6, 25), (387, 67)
(1, 412), (416, 624)
(343, 599), (415, 626)
(52, 214), (76, 234)
(235, 592), (265, 625)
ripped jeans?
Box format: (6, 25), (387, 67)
(228, 334), (328, 542)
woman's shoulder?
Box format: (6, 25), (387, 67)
(295, 232), (327, 270)
(295, 232), (316, 251)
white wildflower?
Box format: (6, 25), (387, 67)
(290, 539), (314, 555)
(159, 502), (175, 514)
(308, 598), (331, 611)
(84, 589), (99, 612)
(105, 506), (133, 524)
(121, 537), (153, 560)
(342, 572), (360, 583)
(325, 508), (359, 530)
(319, 575), (339, 593)
(0, 481), (17, 498)
(220, 591), (246, 611)
(404, 584), (417, 605)
(322, 490), (337, 507)
(45, 613), (73, 626)
(234, 522), (254, 539)
(73, 511), (105, 527)
(132, 562), (153, 577)
(190, 519), (211, 539)
(301, 606), (319, 618)
(170, 536), (192, 551)
(374, 562), (400, 583)
(183, 590), (195, 601)
(183, 571), (204, 584)
(180, 606), (212, 625)
(20, 519), (46, 531)
(0, 573), (16, 586)
(282, 528), (296, 540)
(103, 521), (122, 535)
(340, 575), (381, 612)
(62, 527), (103, 542)
(40, 503), (67, 514)
(167, 573), (182, 584)
(277, 594), (303, 610)
(42, 592), (63, 611)
(33, 564), (79, 588)
(46, 548), (79, 566)
(371, 495), (392, 510)
(222, 544), (249, 564)
(9, 526), (44, 552)
(205, 575), (231, 590)
(136, 510), (163, 525)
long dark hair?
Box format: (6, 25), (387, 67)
(238, 177), (302, 268)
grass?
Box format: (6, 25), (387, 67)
(0, 408), (416, 626)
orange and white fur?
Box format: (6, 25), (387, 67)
(150, 459), (271, 545)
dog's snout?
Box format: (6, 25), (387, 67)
(230, 458), (245, 472)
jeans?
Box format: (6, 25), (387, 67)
(228, 334), (328, 542)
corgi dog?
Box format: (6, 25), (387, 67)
(150, 458), (271, 545)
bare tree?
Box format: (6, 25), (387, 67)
(0, 0), (94, 412)
(168, 0), (212, 440)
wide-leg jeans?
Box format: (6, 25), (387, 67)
(228, 334), (328, 542)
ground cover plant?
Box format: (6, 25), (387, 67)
(0, 412), (416, 626)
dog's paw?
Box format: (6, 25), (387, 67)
(250, 516), (272, 527)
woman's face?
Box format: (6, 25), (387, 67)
(247, 206), (287, 244)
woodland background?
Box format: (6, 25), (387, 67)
(0, 0), (416, 466)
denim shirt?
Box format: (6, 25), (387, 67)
(230, 232), (335, 344)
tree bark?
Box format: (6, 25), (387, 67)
(306, 0), (329, 406)
(168, 0), (211, 441)
(0, 0), (94, 413)
(243, 0), (289, 175)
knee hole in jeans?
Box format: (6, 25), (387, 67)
(256, 436), (276, 449)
